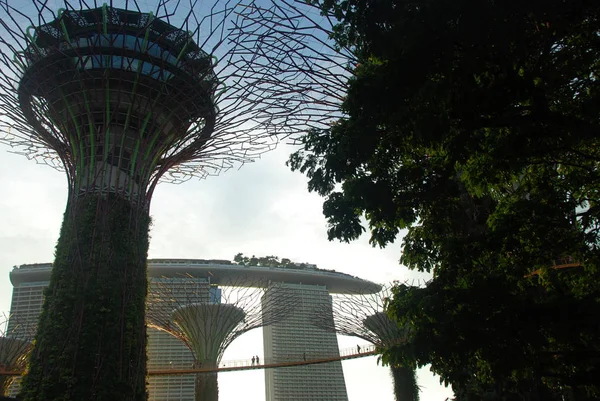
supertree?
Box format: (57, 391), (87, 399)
(146, 275), (295, 401)
(0, 314), (34, 397)
(0, 1), (352, 400)
(315, 284), (420, 401)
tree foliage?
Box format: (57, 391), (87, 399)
(290, 0), (600, 398)
(233, 253), (310, 268)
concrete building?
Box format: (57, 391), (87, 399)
(7, 259), (380, 400)
(263, 283), (348, 401)
(6, 263), (50, 337)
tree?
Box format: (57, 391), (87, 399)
(234, 253), (281, 267)
(233, 253), (306, 268)
(288, 0), (600, 398)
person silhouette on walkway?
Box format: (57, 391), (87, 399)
(357, 344), (361, 353)
(303, 352), (306, 361)
(256, 355), (260, 365)
(251, 356), (256, 366)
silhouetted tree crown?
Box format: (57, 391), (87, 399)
(289, 0), (600, 398)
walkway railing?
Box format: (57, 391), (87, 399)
(148, 343), (377, 375)
(0, 344), (377, 377)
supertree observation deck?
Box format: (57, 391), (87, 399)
(147, 275), (296, 401)
(11, 5), (236, 198)
(314, 285), (420, 401)
(0, 1), (354, 400)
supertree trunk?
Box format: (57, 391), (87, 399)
(19, 194), (150, 401)
(195, 371), (219, 401)
(390, 365), (419, 401)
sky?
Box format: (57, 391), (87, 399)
(0, 0), (454, 399)
(0, 145), (454, 401)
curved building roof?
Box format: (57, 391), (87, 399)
(10, 259), (381, 294)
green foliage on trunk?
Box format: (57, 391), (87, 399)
(19, 194), (150, 401)
(195, 372), (218, 401)
(390, 365), (419, 401)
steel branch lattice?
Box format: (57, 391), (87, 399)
(146, 274), (296, 368)
(314, 283), (414, 348)
(230, 0), (356, 144)
(0, 313), (34, 396)
(0, 0), (354, 202)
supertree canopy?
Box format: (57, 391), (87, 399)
(4, 3), (253, 194)
(227, 0), (355, 144)
(0, 0), (354, 183)
(16, 6), (220, 200)
(315, 284), (420, 401)
(0, 314), (34, 397)
(0, 1), (352, 400)
(147, 275), (296, 401)
(315, 284), (413, 347)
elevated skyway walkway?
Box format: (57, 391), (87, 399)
(149, 343), (377, 375)
(0, 344), (377, 376)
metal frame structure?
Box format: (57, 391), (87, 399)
(315, 284), (421, 401)
(0, 314), (33, 397)
(0, 0), (354, 191)
(147, 275), (296, 401)
(215, 0), (356, 144)
(315, 284), (411, 347)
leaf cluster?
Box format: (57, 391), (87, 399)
(291, 0), (600, 398)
